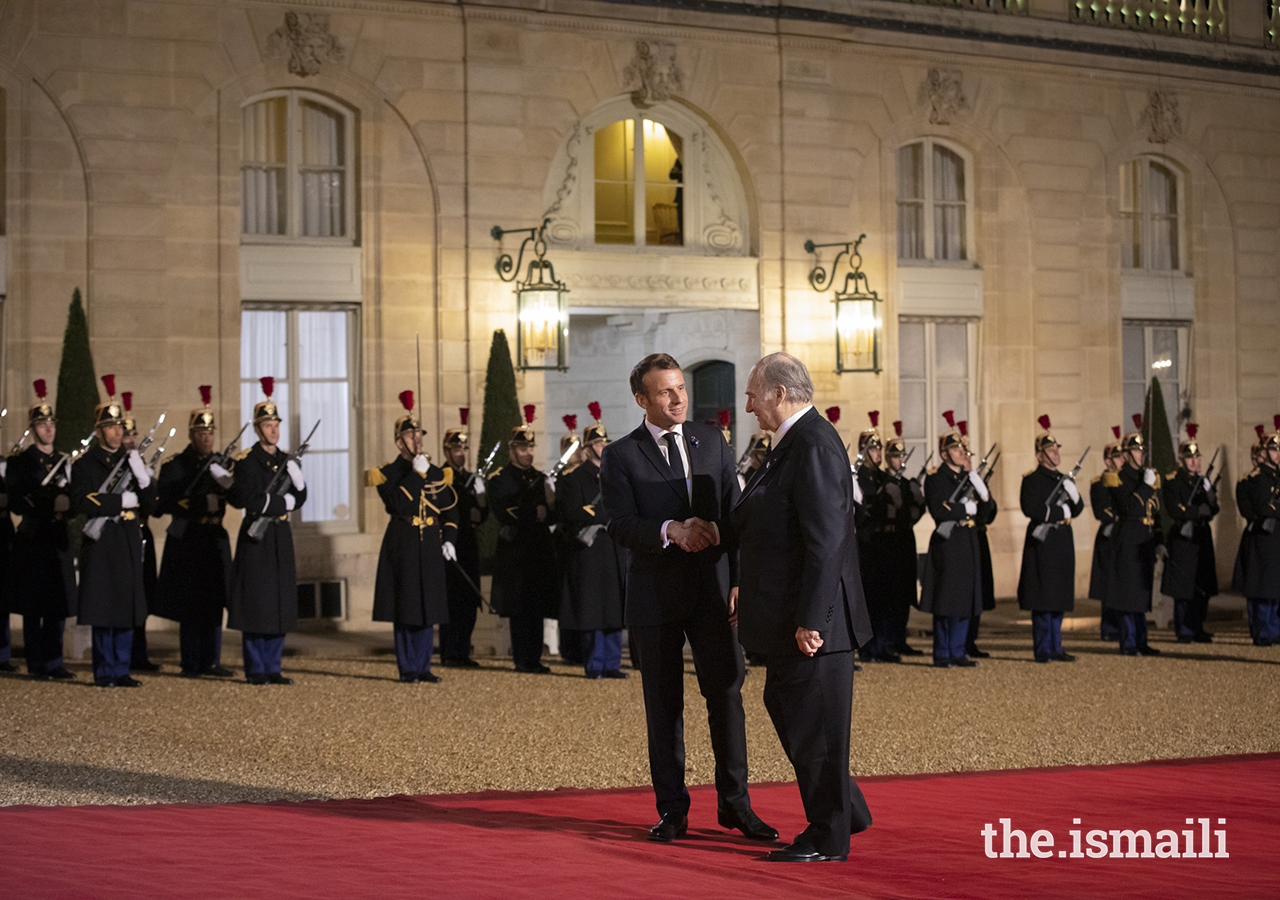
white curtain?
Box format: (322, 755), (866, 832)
(297, 310), (351, 522)
(300, 101), (345, 238)
(896, 144), (924, 260)
(242, 99), (286, 236)
(932, 145), (966, 261)
(1148, 163), (1178, 270)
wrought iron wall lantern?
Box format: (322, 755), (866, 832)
(804, 233), (883, 374)
(491, 217), (569, 371)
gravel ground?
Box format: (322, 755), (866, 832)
(2, 611), (1278, 807)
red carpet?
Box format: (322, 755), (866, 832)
(2, 754), (1276, 899)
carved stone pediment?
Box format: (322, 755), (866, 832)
(623, 41), (684, 109)
(923, 68), (968, 125)
(267, 11), (344, 78)
(1140, 91), (1183, 144)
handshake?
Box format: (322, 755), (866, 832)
(667, 517), (721, 553)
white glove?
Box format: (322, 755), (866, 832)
(1063, 479), (1080, 504)
(1202, 476), (1212, 492)
(967, 470), (989, 501)
(852, 476), (864, 505)
(284, 493), (297, 512)
(1060, 504), (1072, 521)
(442, 541), (457, 561)
(473, 475), (486, 497)
(121, 490), (139, 509)
(286, 459), (305, 491)
(128, 450), (151, 489)
(545, 474), (557, 493)
(1144, 468), (1157, 486)
(0, 459), (6, 478)
(207, 494), (220, 513)
(964, 500), (978, 516)
(210, 462), (234, 489)
(412, 454), (429, 476)
(54, 494), (71, 512)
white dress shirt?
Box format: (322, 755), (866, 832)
(772, 404), (814, 446)
(645, 418), (695, 548)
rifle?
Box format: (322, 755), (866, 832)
(466, 441), (502, 489)
(735, 442), (756, 477)
(39, 432), (95, 488)
(935, 443), (997, 540)
(1030, 446), (1090, 543)
(9, 428), (30, 456)
(83, 413), (165, 541)
(149, 428), (177, 469)
(549, 439), (580, 478)
(244, 419), (320, 542)
(182, 422), (249, 498)
(915, 451), (933, 486)
(1179, 445), (1221, 538)
(983, 451), (1001, 485)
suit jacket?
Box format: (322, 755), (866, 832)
(600, 419), (738, 628)
(730, 407), (872, 657)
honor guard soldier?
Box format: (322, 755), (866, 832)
(1233, 420), (1280, 646)
(556, 414), (584, 666)
(155, 386), (236, 678)
(367, 392), (459, 683)
(489, 405), (560, 673)
(961, 420), (997, 659)
(852, 410), (887, 660)
(1090, 429), (1123, 641)
(72, 375), (158, 687)
(1161, 424), (1219, 644)
(438, 408), (487, 668)
(8, 381), (77, 680)
(1231, 425), (1266, 635)
(736, 432), (770, 492)
(1102, 415), (1162, 656)
(120, 392), (161, 673)
(853, 410), (883, 526)
(919, 412), (994, 668)
(558, 403), (627, 679)
(1017, 416), (1085, 663)
(227, 378), (307, 685)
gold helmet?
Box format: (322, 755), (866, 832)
(885, 420), (906, 457)
(747, 432), (770, 455)
(121, 391), (138, 436)
(1266, 415), (1280, 452)
(511, 404), (537, 446)
(253, 377), (282, 426)
(1035, 414), (1060, 454)
(394, 390), (420, 439)
(1121, 414), (1144, 453)
(28, 379), (55, 426)
(1178, 423), (1201, 459)
(584, 401), (608, 444)
(857, 410), (882, 452)
(189, 385), (215, 432)
(561, 414), (580, 454)
(938, 410), (968, 454)
(94, 374), (124, 429)
(443, 407), (470, 449)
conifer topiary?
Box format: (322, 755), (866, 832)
(54, 288), (99, 454)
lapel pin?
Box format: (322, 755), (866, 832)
(688, 434), (700, 449)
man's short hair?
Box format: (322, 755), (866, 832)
(630, 353), (682, 397)
(752, 352), (814, 404)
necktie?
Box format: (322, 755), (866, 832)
(664, 432), (685, 483)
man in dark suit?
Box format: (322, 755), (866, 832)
(732, 352), (873, 863)
(600, 353), (776, 844)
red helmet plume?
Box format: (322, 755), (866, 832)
(1186, 423), (1198, 440)
(399, 390), (414, 412)
(1274, 414), (1280, 432)
(523, 404), (536, 425)
(459, 407), (470, 426)
(1111, 425), (1121, 439)
(101, 374), (116, 398)
(563, 414), (577, 432)
(892, 420), (903, 437)
(825, 406), (840, 424)
(942, 410), (955, 429)
(717, 409), (730, 428)
(1132, 413), (1143, 431)
(199, 385), (213, 407)
(588, 401), (603, 422)
(34, 379), (48, 400)
(868, 410), (879, 428)
(1038, 414), (1051, 431)
(260, 376), (275, 399)
(1256, 424), (1266, 442)
(121, 392), (133, 413)
(957, 420), (969, 438)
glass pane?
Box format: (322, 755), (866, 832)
(896, 144), (923, 200)
(242, 98), (286, 164)
(643, 120), (683, 246)
(298, 381), (350, 453)
(899, 380), (927, 440)
(935, 203), (965, 261)
(594, 120), (634, 244)
(936, 380), (968, 427)
(1118, 161), (1137, 213)
(240, 379), (290, 451)
(1123, 382), (1145, 432)
(300, 101), (344, 167)
(932, 145), (964, 202)
(934, 323), (968, 379)
(1122, 323), (1145, 384)
(241, 98), (287, 237)
(242, 168), (286, 236)
(298, 311), (348, 378)
(1148, 163), (1175, 215)
(897, 144), (924, 260)
(1121, 212), (1140, 269)
(898, 321), (926, 380)
(240, 310), (288, 379)
(300, 451), (351, 523)
(897, 202), (923, 260)
(301, 171), (345, 238)
(1151, 326), (1179, 379)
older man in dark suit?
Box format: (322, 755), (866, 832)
(733, 352), (874, 863)
(600, 353), (776, 845)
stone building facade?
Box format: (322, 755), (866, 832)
(2, 0), (1278, 633)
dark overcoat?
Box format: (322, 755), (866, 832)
(857, 466), (924, 622)
(976, 494), (998, 612)
(919, 463), (992, 619)
(557, 460), (625, 632)
(0, 467), (14, 617)
(154, 444), (233, 626)
(1017, 465), (1085, 612)
(1087, 476), (1117, 603)
(8, 446), (77, 618)
(71, 443), (158, 628)
(370, 456), (458, 626)
(1103, 464), (1160, 613)
(227, 443), (306, 634)
(488, 462), (560, 619)
(1160, 467), (1219, 601)
(443, 463), (487, 610)
(1232, 463), (1280, 600)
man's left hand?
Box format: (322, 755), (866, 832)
(795, 627), (823, 656)
(727, 587), (739, 626)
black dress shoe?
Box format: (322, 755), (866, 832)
(718, 808), (779, 841)
(953, 658), (978, 667)
(115, 676), (143, 688)
(1034, 655), (1051, 663)
(246, 674), (269, 685)
(966, 646), (991, 659)
(931, 660), (951, 669)
(897, 643), (924, 657)
(47, 667), (76, 680)
(95, 678), (116, 688)
(648, 812), (688, 843)
(267, 673), (294, 685)
(514, 663), (551, 674)
(419, 672), (441, 683)
(1193, 632), (1213, 644)
(200, 665), (235, 678)
(1120, 648), (1139, 656)
(602, 669), (629, 679)
(766, 842), (847, 863)
(1137, 645), (1161, 656)
(399, 674), (420, 683)
(1053, 652), (1077, 662)
(132, 660), (161, 673)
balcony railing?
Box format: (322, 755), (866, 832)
(1269, 0), (1279, 46)
(1072, 0), (1226, 39)
(910, 0), (1026, 13)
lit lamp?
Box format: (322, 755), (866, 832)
(804, 233), (883, 374)
(491, 218), (569, 371)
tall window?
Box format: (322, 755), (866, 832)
(242, 91), (354, 241)
(898, 318), (975, 463)
(1120, 159), (1180, 271)
(594, 117), (683, 246)
(240, 307), (357, 527)
(1122, 321), (1188, 438)
(690, 360), (736, 453)
(897, 140), (969, 262)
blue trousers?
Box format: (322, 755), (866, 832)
(394, 624), (434, 678)
(582, 629), (622, 674)
(1247, 599), (1280, 645)
(509, 615), (544, 668)
(932, 616), (968, 664)
(92, 627), (134, 682)
(1032, 611), (1064, 661)
(1100, 606), (1121, 641)
(1118, 612), (1149, 651)
(242, 633), (286, 676)
(180, 623), (223, 673)
(23, 616), (65, 675)
(1173, 597), (1209, 640)
(1, 615), (10, 663)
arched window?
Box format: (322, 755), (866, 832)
(1120, 158), (1181, 271)
(896, 139), (971, 262)
(241, 91), (355, 242)
(594, 117), (684, 246)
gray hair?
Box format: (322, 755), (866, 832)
(752, 352), (814, 404)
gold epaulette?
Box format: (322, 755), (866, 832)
(442, 467), (454, 486)
(1152, 473), (1162, 489)
(233, 448), (251, 462)
(1166, 471), (1178, 482)
(489, 466), (504, 478)
(927, 466), (938, 476)
(1101, 471), (1121, 487)
(562, 463), (581, 475)
(364, 466), (388, 487)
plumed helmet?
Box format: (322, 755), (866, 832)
(395, 390), (420, 439)
(94, 374), (124, 429)
(28, 379), (55, 426)
(189, 385), (216, 432)
(253, 377), (282, 425)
